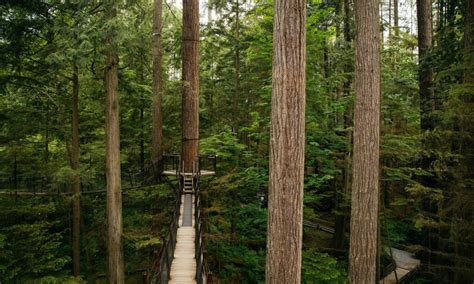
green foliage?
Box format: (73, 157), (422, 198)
(200, 128), (246, 169)
(29, 276), (84, 284)
(0, 199), (70, 281)
(302, 249), (347, 284)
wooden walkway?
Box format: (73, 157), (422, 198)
(169, 194), (196, 284)
(380, 248), (420, 284)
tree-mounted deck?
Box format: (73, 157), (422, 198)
(160, 154), (217, 178)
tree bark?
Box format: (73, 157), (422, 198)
(417, 0), (435, 131)
(71, 62), (81, 277)
(152, 0), (164, 162)
(105, 6), (124, 283)
(348, 0), (381, 282)
(181, 0), (200, 172)
(265, 0), (306, 282)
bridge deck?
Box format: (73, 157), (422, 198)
(170, 194), (196, 284)
(380, 247), (420, 284)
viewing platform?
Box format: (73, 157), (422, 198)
(160, 154), (217, 177)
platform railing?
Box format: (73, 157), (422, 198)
(161, 154), (182, 176)
(159, 154), (216, 176)
(198, 154), (217, 175)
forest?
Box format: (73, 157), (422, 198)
(0, 0), (472, 283)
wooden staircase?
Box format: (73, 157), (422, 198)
(183, 175), (194, 194)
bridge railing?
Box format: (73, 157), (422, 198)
(195, 174), (209, 284)
(151, 187), (181, 284)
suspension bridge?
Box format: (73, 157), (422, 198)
(150, 154), (216, 284)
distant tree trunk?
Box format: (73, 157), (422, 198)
(265, 0), (306, 282)
(417, 0), (434, 131)
(44, 106), (50, 166)
(13, 152), (18, 190)
(463, 0), (474, 85)
(344, 0), (352, 42)
(152, 0), (164, 163)
(139, 62), (145, 173)
(105, 6), (124, 283)
(394, 0), (399, 37)
(207, 0), (212, 26)
(389, 0), (392, 39)
(233, 0), (241, 134)
(348, 0), (381, 282)
(181, 0), (200, 172)
(380, 0), (384, 43)
(71, 62), (81, 277)
(333, 0), (354, 250)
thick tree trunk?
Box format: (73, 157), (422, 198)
(152, 0), (164, 162)
(105, 7), (124, 283)
(71, 62), (81, 277)
(417, 0), (435, 131)
(348, 0), (381, 282)
(181, 0), (200, 172)
(265, 0), (306, 282)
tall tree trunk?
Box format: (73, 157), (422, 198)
(417, 0), (434, 131)
(13, 152), (17, 190)
(265, 0), (306, 282)
(348, 0), (381, 282)
(389, 0), (392, 39)
(207, 0), (212, 26)
(416, 0), (436, 271)
(344, 0), (353, 42)
(333, 0), (354, 250)
(233, 0), (241, 134)
(139, 62), (145, 173)
(152, 0), (164, 163)
(380, 0), (384, 43)
(44, 106), (50, 166)
(394, 0), (399, 37)
(181, 0), (200, 172)
(71, 62), (81, 277)
(463, 0), (474, 85)
(105, 6), (124, 283)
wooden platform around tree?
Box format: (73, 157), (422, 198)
(162, 170), (216, 176)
